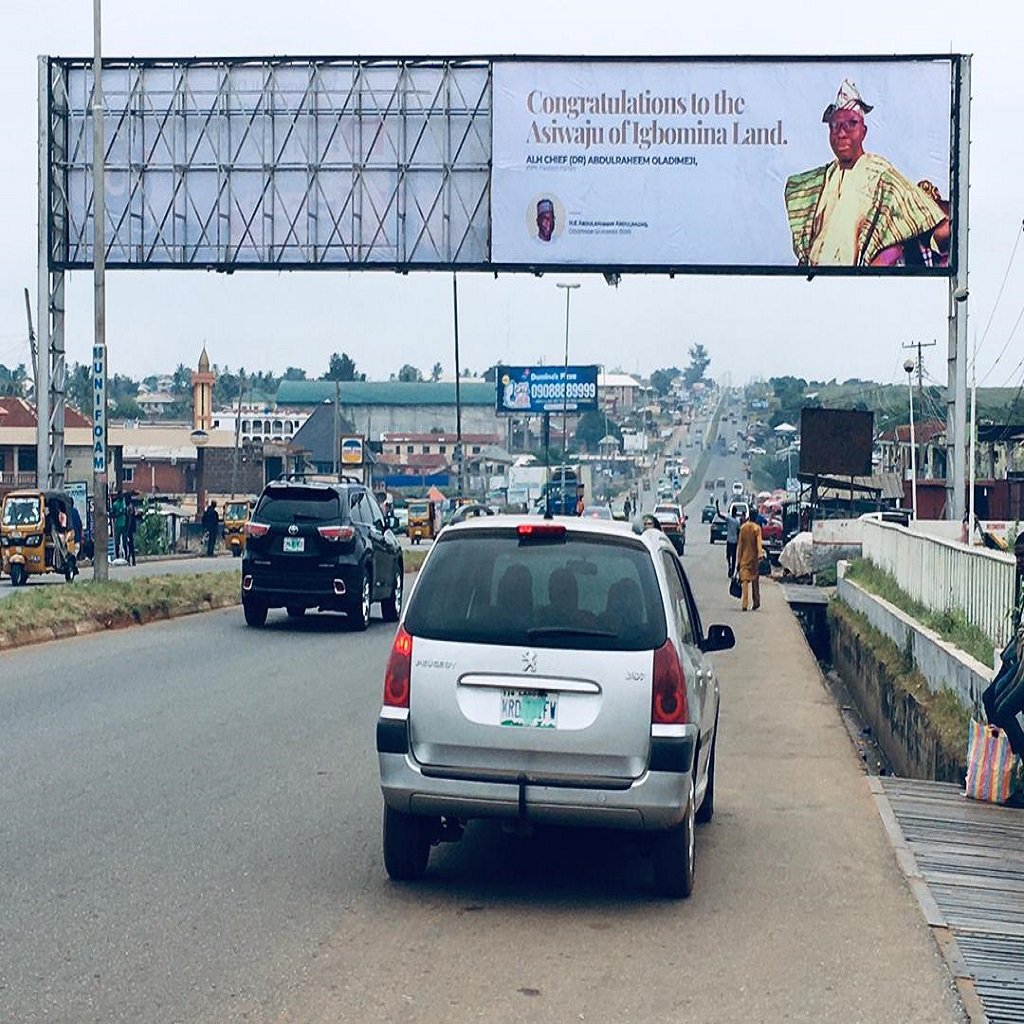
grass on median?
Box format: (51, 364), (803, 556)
(828, 600), (971, 756)
(0, 549), (429, 646)
(844, 557), (996, 668)
(0, 570), (241, 644)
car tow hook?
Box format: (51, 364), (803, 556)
(513, 773), (534, 838)
(435, 816), (464, 845)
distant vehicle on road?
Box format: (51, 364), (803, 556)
(376, 515), (734, 897)
(701, 502), (717, 524)
(709, 513), (728, 544)
(731, 482), (745, 496)
(580, 505), (613, 520)
(653, 502), (687, 555)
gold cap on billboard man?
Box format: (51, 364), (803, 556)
(784, 79), (949, 267)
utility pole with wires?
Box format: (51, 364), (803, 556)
(903, 340), (937, 412)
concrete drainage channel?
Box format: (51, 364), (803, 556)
(782, 583), (893, 777)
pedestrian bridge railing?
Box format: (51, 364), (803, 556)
(860, 519), (1017, 650)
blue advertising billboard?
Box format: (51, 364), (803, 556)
(496, 365), (600, 415)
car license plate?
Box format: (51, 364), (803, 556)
(500, 689), (557, 729)
(283, 537), (304, 553)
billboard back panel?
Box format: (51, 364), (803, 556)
(800, 408), (874, 477)
(492, 58), (955, 273)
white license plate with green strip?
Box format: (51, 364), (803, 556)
(500, 689), (557, 728)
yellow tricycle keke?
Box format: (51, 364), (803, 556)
(407, 499), (438, 545)
(223, 498), (254, 557)
(1, 489), (79, 586)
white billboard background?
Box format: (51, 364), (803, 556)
(492, 60), (954, 268)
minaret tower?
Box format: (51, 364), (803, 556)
(191, 346), (215, 432)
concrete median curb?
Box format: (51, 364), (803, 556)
(0, 592), (241, 654)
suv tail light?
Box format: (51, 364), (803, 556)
(652, 639), (688, 725)
(245, 521), (270, 538)
(383, 626), (413, 708)
(517, 522), (566, 540)
(317, 524), (355, 542)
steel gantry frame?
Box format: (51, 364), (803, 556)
(49, 57), (492, 269)
(38, 54), (971, 519)
(38, 55), (493, 489)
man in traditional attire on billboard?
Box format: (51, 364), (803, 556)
(784, 80), (950, 267)
(536, 198), (556, 242)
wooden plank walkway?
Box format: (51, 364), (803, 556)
(872, 777), (1024, 1024)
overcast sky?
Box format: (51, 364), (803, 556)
(2, 2), (1022, 394)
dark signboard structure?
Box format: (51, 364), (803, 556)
(799, 408), (874, 478)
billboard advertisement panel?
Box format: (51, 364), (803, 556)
(492, 59), (955, 272)
(496, 366), (600, 415)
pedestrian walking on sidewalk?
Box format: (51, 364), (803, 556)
(201, 500), (220, 557)
(623, 497), (632, 520)
(736, 512), (763, 611)
(725, 507), (741, 577)
(983, 533), (1024, 766)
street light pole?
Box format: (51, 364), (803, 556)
(91, 0), (109, 580)
(556, 282), (580, 511)
(904, 358), (918, 521)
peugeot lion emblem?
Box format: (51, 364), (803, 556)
(522, 650), (537, 674)
(288, 524), (299, 535)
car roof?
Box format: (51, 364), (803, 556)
(439, 512), (674, 553)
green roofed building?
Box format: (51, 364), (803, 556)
(275, 379), (502, 437)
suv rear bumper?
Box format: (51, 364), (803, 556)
(378, 727), (695, 833)
(241, 559), (360, 608)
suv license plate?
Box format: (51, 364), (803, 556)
(500, 690), (557, 729)
(283, 537), (305, 553)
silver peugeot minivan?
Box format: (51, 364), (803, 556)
(376, 515), (734, 897)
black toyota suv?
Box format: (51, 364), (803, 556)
(241, 479), (403, 629)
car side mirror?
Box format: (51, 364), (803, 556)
(702, 623), (735, 653)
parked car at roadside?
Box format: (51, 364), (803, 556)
(376, 515), (734, 898)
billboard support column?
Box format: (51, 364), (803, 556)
(91, 0), (109, 580)
(453, 273), (465, 498)
(947, 55), (971, 523)
(36, 57), (50, 488)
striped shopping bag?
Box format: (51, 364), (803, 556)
(964, 719), (1014, 804)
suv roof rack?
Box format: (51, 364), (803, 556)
(267, 474), (364, 487)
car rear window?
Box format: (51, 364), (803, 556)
(256, 488), (342, 523)
(404, 529), (667, 651)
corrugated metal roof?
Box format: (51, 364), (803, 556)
(276, 379), (496, 407)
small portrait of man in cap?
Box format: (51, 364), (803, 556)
(535, 197), (556, 242)
(784, 79), (950, 267)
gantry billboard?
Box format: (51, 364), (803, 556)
(45, 55), (964, 275)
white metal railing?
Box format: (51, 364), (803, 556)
(861, 519), (1017, 649)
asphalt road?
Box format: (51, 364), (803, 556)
(2, 418), (964, 1023)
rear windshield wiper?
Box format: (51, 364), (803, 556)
(526, 626), (618, 640)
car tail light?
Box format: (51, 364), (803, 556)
(317, 524), (355, 542)
(383, 626), (413, 708)
(517, 522), (566, 540)
(652, 639), (689, 725)
(245, 521), (270, 538)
